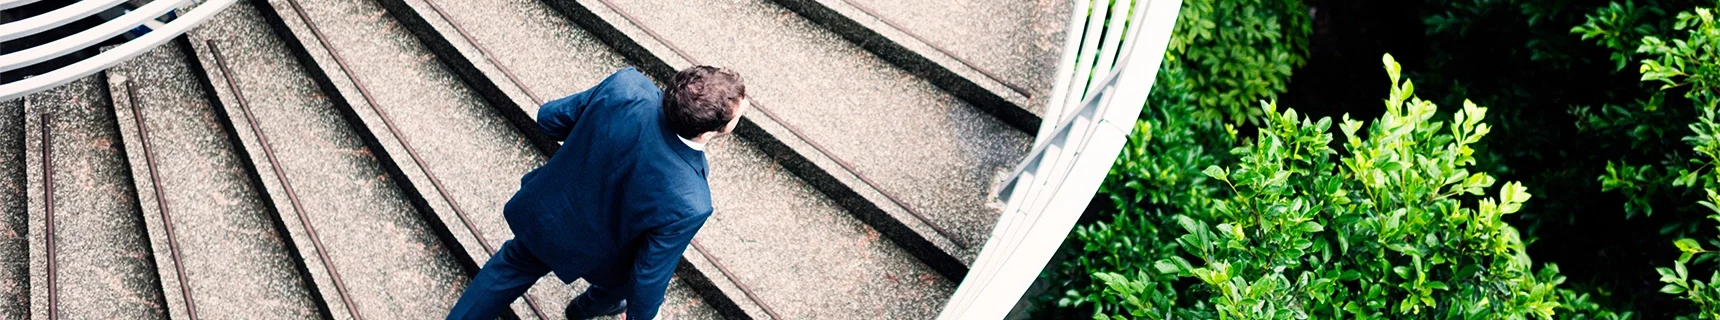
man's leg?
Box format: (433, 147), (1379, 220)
(447, 240), (550, 320)
(567, 273), (628, 319)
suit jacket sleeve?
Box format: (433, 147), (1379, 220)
(537, 67), (655, 140)
(536, 87), (593, 141)
(627, 212), (709, 320)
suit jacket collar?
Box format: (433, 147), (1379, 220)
(661, 116), (708, 178)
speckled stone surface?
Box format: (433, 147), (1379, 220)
(564, 276), (722, 320)
(107, 44), (324, 319)
(602, 0), (1031, 251)
(23, 75), (168, 320)
(396, 0), (631, 105)
(187, 2), (470, 318)
(0, 99), (26, 320)
(246, 0), (717, 318)
(700, 137), (954, 318)
(395, 0), (960, 315)
(840, 0), (1069, 108)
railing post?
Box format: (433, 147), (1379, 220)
(0, 0), (235, 99)
(937, 0), (1181, 318)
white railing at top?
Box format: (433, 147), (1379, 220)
(0, 0), (127, 42)
(0, 0), (46, 12)
(0, 0), (235, 100)
(937, 0), (1181, 318)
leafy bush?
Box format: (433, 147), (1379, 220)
(1566, 3), (1720, 316)
(1571, 0), (1714, 231)
(1039, 0), (1303, 314)
(1042, 0), (1717, 317)
(1078, 54), (1621, 319)
(1584, 5), (1720, 318)
(1398, 0), (1711, 313)
(1049, 86), (1235, 318)
(1158, 0), (1310, 125)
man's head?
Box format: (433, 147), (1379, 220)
(663, 66), (747, 141)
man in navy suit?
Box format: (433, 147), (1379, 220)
(447, 66), (747, 320)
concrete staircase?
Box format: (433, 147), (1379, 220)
(0, 0), (1065, 318)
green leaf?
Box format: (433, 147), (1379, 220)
(1677, 238), (1704, 253)
(1663, 284), (1688, 294)
(1153, 259), (1181, 274)
(1339, 270), (1362, 281)
(1297, 221), (1325, 233)
(1424, 281), (1448, 290)
(1202, 165), (1228, 181)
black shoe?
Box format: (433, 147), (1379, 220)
(565, 292), (626, 319)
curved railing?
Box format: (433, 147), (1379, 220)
(0, 0), (235, 100)
(938, 0), (1182, 318)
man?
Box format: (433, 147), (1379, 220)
(447, 66), (747, 320)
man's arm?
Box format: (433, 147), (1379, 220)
(536, 89), (592, 141)
(627, 213), (709, 320)
(537, 67), (655, 140)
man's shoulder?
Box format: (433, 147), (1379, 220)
(598, 67), (662, 101)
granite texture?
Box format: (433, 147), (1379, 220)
(188, 2), (470, 318)
(242, 0), (717, 317)
(600, 0), (1031, 252)
(397, 0), (632, 106)
(24, 75), (168, 320)
(564, 276), (724, 320)
(839, 0), (1070, 110)
(107, 44), (324, 319)
(699, 137), (955, 318)
(0, 99), (26, 320)
(763, 0), (1044, 133)
(391, 0), (963, 315)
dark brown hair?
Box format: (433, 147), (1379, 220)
(663, 66), (745, 139)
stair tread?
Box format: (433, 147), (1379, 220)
(398, 0), (633, 104)
(108, 44), (325, 319)
(396, 0), (959, 315)
(192, 3), (471, 318)
(1, 99), (27, 319)
(25, 76), (168, 320)
(251, 0), (719, 318)
(839, 0), (1067, 106)
(606, 0), (1029, 255)
(701, 137), (955, 318)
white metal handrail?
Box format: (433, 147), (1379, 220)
(0, 0), (189, 73)
(937, 0), (1182, 318)
(0, 0), (235, 100)
(0, 0), (129, 42)
(0, 0), (47, 12)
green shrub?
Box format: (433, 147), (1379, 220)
(1159, 0), (1310, 125)
(1586, 5), (1720, 317)
(1571, 1), (1714, 231)
(1038, 0), (1308, 315)
(1568, 5), (1720, 317)
(1394, 0), (1710, 313)
(1069, 54), (1628, 319)
(1049, 89), (1235, 318)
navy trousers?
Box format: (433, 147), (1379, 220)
(446, 239), (624, 320)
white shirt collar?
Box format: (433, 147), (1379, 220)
(678, 135), (706, 151)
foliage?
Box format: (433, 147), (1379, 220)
(1057, 55), (1629, 319)
(1159, 0), (1310, 125)
(1047, 76), (1236, 318)
(1570, 1), (1714, 231)
(1588, 5), (1720, 318)
(1042, 0), (1720, 317)
(1400, 0), (1710, 314)
(1041, 0), (1305, 313)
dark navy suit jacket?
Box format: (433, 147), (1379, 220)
(503, 68), (711, 320)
